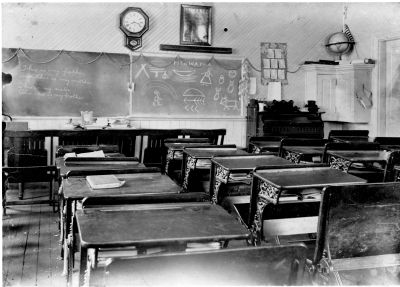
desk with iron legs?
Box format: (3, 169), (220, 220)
(60, 172), (181, 281)
(209, 155), (292, 204)
(76, 203), (250, 287)
(249, 167), (367, 244)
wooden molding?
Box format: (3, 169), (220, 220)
(159, 44), (232, 54)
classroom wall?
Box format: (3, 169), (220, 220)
(3, 2), (400, 145)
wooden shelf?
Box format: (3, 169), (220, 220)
(159, 44), (232, 54)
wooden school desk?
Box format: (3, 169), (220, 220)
(181, 148), (248, 192)
(281, 146), (325, 163)
(60, 172), (180, 277)
(249, 166), (366, 243)
(89, 244), (307, 286)
(209, 154), (292, 204)
(326, 150), (389, 172)
(75, 203), (250, 287)
(163, 142), (213, 180)
(248, 140), (282, 154)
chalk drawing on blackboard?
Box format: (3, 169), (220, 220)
(182, 88), (206, 113)
(218, 74), (225, 85)
(200, 70), (212, 86)
(152, 90), (163, 106)
(214, 88), (222, 101)
(220, 96), (240, 111)
(146, 80), (179, 101)
(149, 67), (168, 79)
(227, 80), (235, 94)
(172, 70), (196, 83)
(162, 71), (168, 80)
(228, 70), (237, 78)
(135, 64), (150, 79)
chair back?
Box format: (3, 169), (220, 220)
(383, 150), (400, 182)
(82, 192), (209, 209)
(374, 137), (400, 145)
(327, 130), (369, 140)
(322, 141), (381, 163)
(278, 138), (328, 158)
(3, 166), (58, 183)
(90, 244), (307, 286)
(313, 182), (400, 284)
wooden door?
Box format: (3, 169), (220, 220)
(385, 38), (400, 136)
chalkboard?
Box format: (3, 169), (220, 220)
(2, 48), (130, 117)
(131, 55), (242, 116)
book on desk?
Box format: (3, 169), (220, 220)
(86, 175), (125, 189)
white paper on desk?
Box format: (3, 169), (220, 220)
(77, 150), (105, 158)
(267, 82), (282, 101)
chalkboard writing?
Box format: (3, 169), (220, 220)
(2, 48), (130, 117)
(131, 55), (242, 116)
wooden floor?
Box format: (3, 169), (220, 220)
(2, 185), (66, 287)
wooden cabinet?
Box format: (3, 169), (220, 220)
(303, 64), (374, 123)
(246, 104), (324, 146)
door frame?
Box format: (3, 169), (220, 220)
(373, 35), (400, 136)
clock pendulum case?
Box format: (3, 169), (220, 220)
(119, 7), (149, 51)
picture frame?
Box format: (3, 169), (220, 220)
(180, 4), (212, 46)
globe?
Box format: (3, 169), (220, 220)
(325, 32), (353, 57)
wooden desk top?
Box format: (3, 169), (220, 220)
(76, 203), (250, 248)
(327, 150), (389, 162)
(184, 148), (248, 159)
(331, 136), (373, 143)
(164, 142), (213, 150)
(62, 172), (180, 200)
(211, 155), (291, 171)
(56, 158), (144, 177)
(254, 167), (366, 190)
(249, 141), (281, 148)
(283, 146), (325, 155)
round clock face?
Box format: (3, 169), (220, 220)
(122, 11), (146, 33)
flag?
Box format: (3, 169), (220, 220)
(343, 24), (355, 52)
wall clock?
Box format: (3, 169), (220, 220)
(120, 7), (149, 51)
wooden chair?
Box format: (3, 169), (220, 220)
(310, 182), (400, 285)
(89, 244), (308, 286)
(278, 138), (328, 163)
(383, 150), (400, 182)
(327, 130), (369, 141)
(2, 166), (58, 215)
(322, 141), (384, 182)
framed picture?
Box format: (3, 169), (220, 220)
(180, 4), (212, 46)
